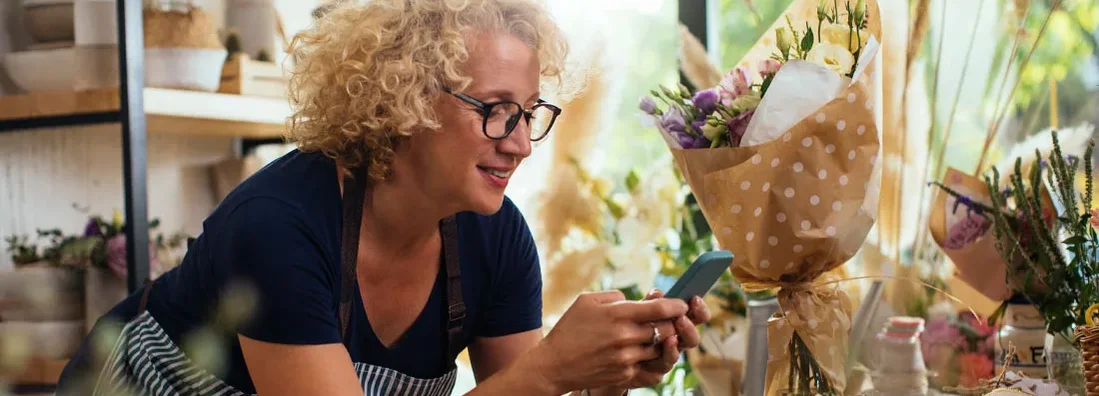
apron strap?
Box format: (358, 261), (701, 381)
(337, 166), (465, 360)
(440, 216), (464, 360)
(338, 166), (370, 343)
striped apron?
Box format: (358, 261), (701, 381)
(86, 165), (467, 396)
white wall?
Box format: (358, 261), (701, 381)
(0, 0), (324, 270)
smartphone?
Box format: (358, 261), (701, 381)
(665, 250), (734, 301)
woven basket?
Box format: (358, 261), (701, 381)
(1076, 325), (1099, 395)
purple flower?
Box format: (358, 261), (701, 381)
(725, 109), (755, 147)
(1067, 155), (1079, 166)
(691, 136), (712, 149)
(660, 107), (687, 134)
(691, 89), (720, 115)
(670, 130), (710, 149)
(83, 218), (102, 237)
(639, 97), (658, 115)
(691, 119), (707, 134)
(104, 235), (162, 281)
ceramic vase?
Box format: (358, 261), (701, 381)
(996, 297), (1048, 379)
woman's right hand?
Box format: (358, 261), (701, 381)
(528, 290), (689, 394)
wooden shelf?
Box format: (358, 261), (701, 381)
(0, 88), (291, 138)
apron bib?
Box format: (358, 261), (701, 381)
(89, 165), (465, 396)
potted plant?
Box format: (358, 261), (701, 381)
(3, 232), (85, 322)
(6, 208), (190, 331)
(935, 131), (1096, 394)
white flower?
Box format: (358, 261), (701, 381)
(820, 23), (868, 54)
(806, 42), (856, 75)
(607, 217), (663, 291)
(632, 164), (683, 233)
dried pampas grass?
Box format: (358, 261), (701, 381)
(678, 24), (722, 89)
(906, 0), (931, 78)
(542, 245), (608, 315)
(549, 59), (607, 164)
(537, 167), (606, 255)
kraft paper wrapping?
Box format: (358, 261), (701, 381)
(669, 12), (881, 396)
(929, 168), (1012, 301)
(929, 168), (1055, 301)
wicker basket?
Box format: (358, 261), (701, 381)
(1076, 325), (1099, 395)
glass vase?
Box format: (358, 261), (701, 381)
(1045, 331), (1085, 395)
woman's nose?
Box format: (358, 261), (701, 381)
(498, 122), (533, 158)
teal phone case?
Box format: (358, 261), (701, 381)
(665, 250), (734, 301)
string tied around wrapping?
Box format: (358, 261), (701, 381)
(756, 273), (985, 396)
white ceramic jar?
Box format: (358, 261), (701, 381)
(872, 316), (928, 396)
(996, 296), (1049, 379)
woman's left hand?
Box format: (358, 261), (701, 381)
(591, 289), (713, 393)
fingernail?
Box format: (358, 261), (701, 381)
(647, 289), (659, 297)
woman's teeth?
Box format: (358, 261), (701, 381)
(484, 168), (511, 178)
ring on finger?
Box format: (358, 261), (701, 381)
(650, 323), (661, 345)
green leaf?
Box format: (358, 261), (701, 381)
(801, 23), (815, 53)
(987, 301), (1009, 327)
(625, 170), (641, 194)
(1064, 235), (1088, 245)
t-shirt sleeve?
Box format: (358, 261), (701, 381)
(475, 199), (543, 337)
(214, 197), (341, 345)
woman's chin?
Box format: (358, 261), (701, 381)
(466, 193), (506, 216)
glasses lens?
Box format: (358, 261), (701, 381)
(529, 105), (558, 140)
(484, 103), (522, 139)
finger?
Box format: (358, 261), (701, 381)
(614, 323), (660, 347)
(687, 296), (712, 325)
(612, 299), (688, 323)
(674, 316), (701, 350)
(620, 343), (663, 364)
(637, 336), (679, 381)
(644, 289), (665, 300)
(583, 290), (626, 304)
(654, 321), (677, 344)
(632, 371), (666, 388)
(660, 335), (680, 371)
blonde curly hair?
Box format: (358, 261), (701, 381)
(286, 0), (570, 182)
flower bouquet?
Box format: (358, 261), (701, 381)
(640, 0), (883, 393)
(921, 308), (999, 389)
(929, 167), (1057, 303)
(934, 132), (1099, 392)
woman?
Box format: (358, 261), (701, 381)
(57, 1), (711, 395)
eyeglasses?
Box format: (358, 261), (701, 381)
(444, 88), (561, 141)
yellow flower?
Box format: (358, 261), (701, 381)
(775, 27), (795, 57)
(806, 42), (856, 75)
(112, 209), (124, 228)
(820, 23), (868, 54)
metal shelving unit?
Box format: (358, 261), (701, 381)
(0, 1), (291, 294)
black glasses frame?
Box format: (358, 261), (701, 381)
(443, 87), (561, 141)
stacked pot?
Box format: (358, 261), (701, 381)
(3, 0), (79, 93)
(2, 0), (228, 94)
(0, 264), (85, 362)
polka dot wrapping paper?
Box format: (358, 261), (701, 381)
(667, 1), (883, 393)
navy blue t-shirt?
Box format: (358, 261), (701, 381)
(143, 150), (543, 393)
